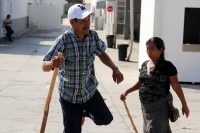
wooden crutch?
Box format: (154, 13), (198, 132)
(123, 100), (138, 133)
(40, 52), (63, 133)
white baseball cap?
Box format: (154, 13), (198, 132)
(68, 4), (95, 20)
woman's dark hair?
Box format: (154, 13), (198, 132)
(146, 37), (165, 66)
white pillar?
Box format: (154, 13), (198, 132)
(127, 0), (134, 61)
(138, 0), (162, 68)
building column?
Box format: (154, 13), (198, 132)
(138, 0), (162, 68)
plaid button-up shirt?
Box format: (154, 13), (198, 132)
(43, 28), (106, 104)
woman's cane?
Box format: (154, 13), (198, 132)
(123, 100), (138, 133)
(40, 52), (63, 133)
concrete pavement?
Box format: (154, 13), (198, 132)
(0, 18), (200, 133)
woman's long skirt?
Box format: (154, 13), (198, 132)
(141, 92), (173, 133)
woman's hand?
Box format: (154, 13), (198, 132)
(120, 81), (140, 101)
(120, 92), (128, 101)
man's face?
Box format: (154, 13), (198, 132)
(71, 16), (91, 35)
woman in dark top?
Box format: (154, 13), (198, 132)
(120, 37), (189, 132)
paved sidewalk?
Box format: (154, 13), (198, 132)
(0, 18), (199, 133)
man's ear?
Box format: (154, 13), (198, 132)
(69, 19), (74, 25)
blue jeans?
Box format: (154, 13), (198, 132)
(59, 90), (113, 133)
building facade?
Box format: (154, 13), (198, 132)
(91, 0), (141, 40)
(90, 0), (200, 82)
(139, 0), (200, 82)
(0, 0), (36, 37)
(0, 0), (65, 38)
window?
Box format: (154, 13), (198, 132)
(183, 8), (200, 52)
(117, 2), (126, 34)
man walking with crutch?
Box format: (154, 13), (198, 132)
(42, 4), (124, 133)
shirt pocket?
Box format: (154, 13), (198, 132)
(85, 44), (96, 66)
(65, 51), (80, 65)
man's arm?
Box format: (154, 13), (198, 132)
(98, 52), (124, 84)
(42, 60), (54, 72)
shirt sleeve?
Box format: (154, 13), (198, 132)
(93, 30), (106, 56)
(164, 61), (178, 76)
(43, 35), (65, 61)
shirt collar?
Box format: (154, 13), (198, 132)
(69, 28), (89, 40)
(70, 28), (79, 39)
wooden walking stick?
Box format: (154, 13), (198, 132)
(123, 100), (138, 133)
(40, 52), (63, 133)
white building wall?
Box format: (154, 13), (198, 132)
(84, 0), (91, 3)
(29, 5), (62, 30)
(1, 0), (29, 37)
(84, 0), (91, 12)
(2, 0), (11, 18)
(27, 0), (36, 4)
(2, 0), (29, 19)
(139, 0), (200, 82)
(161, 0), (200, 82)
(1, 0), (29, 20)
(84, 3), (91, 12)
(11, 0), (28, 19)
(40, 0), (65, 16)
(40, 0), (65, 5)
(139, 0), (156, 67)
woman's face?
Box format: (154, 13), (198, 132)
(146, 42), (163, 61)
